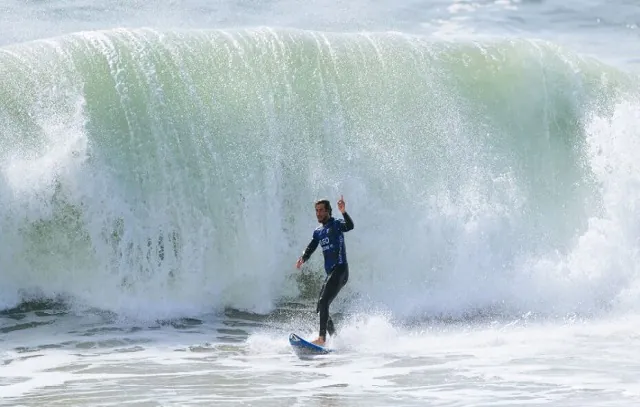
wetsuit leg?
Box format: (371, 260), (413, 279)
(327, 317), (336, 337)
(316, 264), (349, 339)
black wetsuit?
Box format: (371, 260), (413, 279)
(301, 212), (354, 338)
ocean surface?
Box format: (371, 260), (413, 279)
(2, 0), (640, 405)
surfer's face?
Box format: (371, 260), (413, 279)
(315, 203), (330, 223)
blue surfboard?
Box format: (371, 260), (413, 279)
(289, 333), (332, 356)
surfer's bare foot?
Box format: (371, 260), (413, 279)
(311, 337), (325, 346)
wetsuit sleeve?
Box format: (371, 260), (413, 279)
(301, 231), (319, 262)
(335, 232), (346, 269)
(338, 212), (354, 232)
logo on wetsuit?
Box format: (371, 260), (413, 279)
(320, 227), (333, 251)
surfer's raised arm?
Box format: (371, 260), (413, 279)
(337, 195), (354, 231)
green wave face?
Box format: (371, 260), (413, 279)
(0, 28), (637, 319)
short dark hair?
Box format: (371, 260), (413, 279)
(315, 199), (332, 215)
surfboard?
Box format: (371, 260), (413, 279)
(289, 333), (332, 356)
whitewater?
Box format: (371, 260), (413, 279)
(2, 2), (640, 406)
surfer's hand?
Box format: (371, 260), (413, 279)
(337, 195), (346, 213)
(296, 257), (304, 269)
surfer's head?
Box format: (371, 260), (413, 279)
(315, 199), (332, 223)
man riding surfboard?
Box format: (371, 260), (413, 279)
(296, 195), (354, 346)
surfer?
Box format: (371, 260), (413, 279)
(296, 195), (354, 346)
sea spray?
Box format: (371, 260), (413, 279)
(0, 27), (637, 320)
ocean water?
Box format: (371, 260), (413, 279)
(1, 1), (640, 405)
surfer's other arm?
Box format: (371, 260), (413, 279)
(296, 235), (318, 268)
